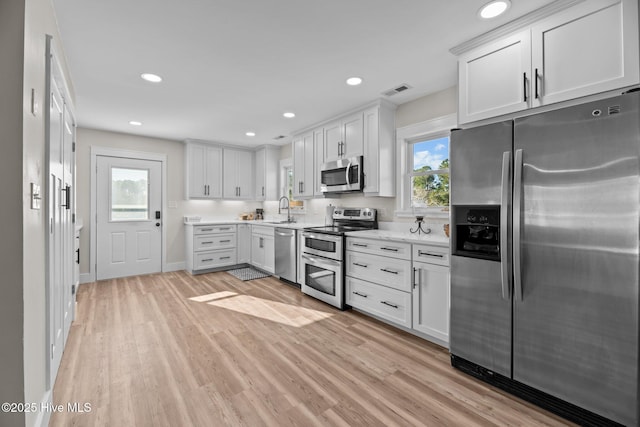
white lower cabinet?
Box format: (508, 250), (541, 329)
(346, 276), (412, 328)
(346, 236), (450, 347)
(412, 260), (450, 345)
(251, 225), (274, 274)
(186, 224), (238, 274)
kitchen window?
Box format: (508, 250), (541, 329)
(280, 160), (305, 212)
(396, 113), (457, 217)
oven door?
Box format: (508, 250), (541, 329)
(300, 253), (343, 309)
(301, 232), (342, 260)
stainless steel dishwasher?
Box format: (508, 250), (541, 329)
(275, 228), (297, 285)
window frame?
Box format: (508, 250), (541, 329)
(395, 113), (457, 218)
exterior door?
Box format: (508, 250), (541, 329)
(96, 156), (162, 280)
(513, 93), (639, 426)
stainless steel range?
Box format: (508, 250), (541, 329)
(300, 207), (377, 309)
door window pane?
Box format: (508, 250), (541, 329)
(111, 167), (149, 220)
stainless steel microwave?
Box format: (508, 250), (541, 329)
(320, 156), (364, 194)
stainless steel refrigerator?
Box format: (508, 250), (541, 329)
(449, 91), (639, 426)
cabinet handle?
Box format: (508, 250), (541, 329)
(534, 68), (539, 99)
(200, 228), (213, 232)
(301, 182), (304, 193)
(380, 247), (398, 252)
(418, 250), (444, 258)
(202, 258), (213, 262)
(381, 268), (399, 275)
(262, 186), (265, 197)
(220, 240), (231, 243)
(238, 187), (241, 197)
(413, 267), (419, 289)
(220, 256), (231, 260)
(220, 227), (231, 231)
(352, 243), (368, 248)
(523, 72), (528, 102)
(76, 248), (80, 265)
(353, 262), (368, 268)
(259, 237), (264, 248)
(353, 291), (368, 298)
(202, 241), (214, 244)
(381, 301), (398, 309)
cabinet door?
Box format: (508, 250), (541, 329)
(255, 148), (266, 200)
(237, 224), (251, 263)
(413, 261), (450, 345)
(323, 121), (341, 162)
(251, 234), (264, 269)
(293, 132), (314, 198)
(341, 112), (364, 159)
(458, 30), (531, 124)
(204, 146), (222, 198)
(222, 149), (239, 198)
(313, 128), (325, 196)
(187, 144), (207, 198)
(531, 0), (639, 108)
(363, 107), (379, 194)
(263, 235), (275, 274)
(236, 150), (253, 199)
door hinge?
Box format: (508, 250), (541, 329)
(72, 142), (76, 152)
(72, 213), (76, 223)
(72, 284), (76, 295)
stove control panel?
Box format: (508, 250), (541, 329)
(333, 207), (376, 221)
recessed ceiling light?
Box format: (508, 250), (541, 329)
(246, 132), (256, 137)
(478, 0), (511, 19)
(140, 73), (162, 83)
(129, 121), (142, 126)
(346, 77), (363, 86)
(283, 112), (296, 118)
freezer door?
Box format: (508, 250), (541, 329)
(450, 121), (512, 205)
(450, 256), (511, 376)
(513, 92), (639, 426)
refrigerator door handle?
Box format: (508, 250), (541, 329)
(500, 151), (511, 300)
(513, 148), (524, 301)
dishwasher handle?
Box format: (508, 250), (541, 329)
(275, 228), (295, 237)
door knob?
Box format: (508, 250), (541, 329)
(156, 222), (160, 227)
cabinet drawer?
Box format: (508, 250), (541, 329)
(412, 244), (449, 267)
(194, 233), (236, 251)
(252, 225), (275, 237)
(346, 237), (411, 260)
(346, 251), (411, 292)
(194, 249), (237, 270)
(194, 224), (236, 234)
(346, 276), (411, 329)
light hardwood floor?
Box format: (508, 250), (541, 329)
(51, 270), (573, 426)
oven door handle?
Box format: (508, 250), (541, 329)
(301, 253), (341, 268)
(301, 232), (341, 242)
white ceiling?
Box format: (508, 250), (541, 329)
(52, 0), (556, 147)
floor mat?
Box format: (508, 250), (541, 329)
(226, 267), (271, 281)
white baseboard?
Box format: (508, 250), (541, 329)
(164, 262), (185, 272)
(34, 389), (52, 427)
(79, 273), (94, 284)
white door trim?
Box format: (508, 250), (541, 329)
(89, 146), (167, 282)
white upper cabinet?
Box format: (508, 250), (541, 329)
(363, 103), (396, 197)
(185, 142), (222, 199)
(456, 0), (639, 124)
(323, 112), (364, 162)
(223, 148), (253, 199)
(313, 128), (325, 197)
(254, 145), (279, 201)
(531, 0), (639, 107)
(292, 131), (314, 198)
(458, 30), (531, 124)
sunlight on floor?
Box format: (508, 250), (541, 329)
(189, 291), (334, 327)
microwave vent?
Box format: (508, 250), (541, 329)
(382, 84), (412, 97)
(608, 105), (621, 115)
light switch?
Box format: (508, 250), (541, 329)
(31, 183), (41, 210)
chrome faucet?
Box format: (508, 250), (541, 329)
(278, 196), (293, 222)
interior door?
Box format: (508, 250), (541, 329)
(62, 103), (75, 341)
(513, 93), (639, 426)
(47, 74), (65, 388)
(96, 156), (162, 280)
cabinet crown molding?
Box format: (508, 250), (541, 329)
(449, 0), (584, 56)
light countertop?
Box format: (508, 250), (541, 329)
(184, 218), (323, 230)
(345, 229), (450, 247)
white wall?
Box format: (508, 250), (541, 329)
(76, 128), (263, 275)
(396, 86), (457, 128)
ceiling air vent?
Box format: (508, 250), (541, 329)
(273, 135), (287, 140)
(608, 105), (621, 115)
(382, 84), (412, 97)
